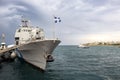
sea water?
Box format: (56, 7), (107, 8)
(0, 46), (120, 80)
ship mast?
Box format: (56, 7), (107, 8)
(21, 17), (29, 27)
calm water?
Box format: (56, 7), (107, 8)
(0, 46), (120, 80)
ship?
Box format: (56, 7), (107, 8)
(14, 18), (61, 70)
(78, 44), (89, 48)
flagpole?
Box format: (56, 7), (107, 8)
(52, 15), (61, 40)
(52, 15), (55, 40)
(53, 20), (56, 39)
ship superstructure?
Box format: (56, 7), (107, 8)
(15, 19), (45, 45)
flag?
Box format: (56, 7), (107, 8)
(54, 16), (61, 23)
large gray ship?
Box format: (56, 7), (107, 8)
(14, 18), (61, 70)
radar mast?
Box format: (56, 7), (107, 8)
(21, 16), (29, 27)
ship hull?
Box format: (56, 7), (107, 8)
(17, 40), (60, 70)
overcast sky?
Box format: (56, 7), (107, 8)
(1, 0), (120, 45)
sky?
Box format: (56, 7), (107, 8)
(1, 0), (120, 45)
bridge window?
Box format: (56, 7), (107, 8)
(18, 29), (21, 32)
(36, 32), (39, 34)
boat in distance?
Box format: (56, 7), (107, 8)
(14, 18), (61, 70)
(78, 44), (89, 48)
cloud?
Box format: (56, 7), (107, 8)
(0, 0), (120, 45)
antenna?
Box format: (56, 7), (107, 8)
(21, 16), (29, 27)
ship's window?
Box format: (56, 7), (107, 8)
(29, 30), (31, 32)
(36, 32), (39, 34)
(16, 41), (19, 45)
(15, 37), (19, 40)
(18, 29), (21, 32)
(23, 29), (26, 32)
(36, 37), (41, 39)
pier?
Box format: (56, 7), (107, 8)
(0, 44), (25, 65)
